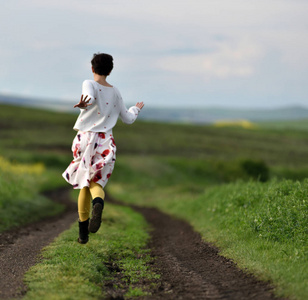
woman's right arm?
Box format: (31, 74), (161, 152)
(114, 87), (143, 124)
(119, 103), (141, 124)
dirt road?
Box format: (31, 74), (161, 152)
(0, 190), (285, 299)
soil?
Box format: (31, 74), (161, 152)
(133, 205), (286, 300)
(0, 190), (286, 300)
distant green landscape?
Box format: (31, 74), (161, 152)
(0, 103), (307, 299)
(2, 94), (308, 123)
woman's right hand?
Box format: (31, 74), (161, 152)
(74, 95), (92, 108)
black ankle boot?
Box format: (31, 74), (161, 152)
(78, 219), (89, 244)
(89, 197), (104, 233)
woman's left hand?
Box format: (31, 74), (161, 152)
(74, 95), (92, 108)
(136, 102), (144, 110)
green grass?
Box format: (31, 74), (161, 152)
(114, 120), (308, 168)
(24, 204), (159, 300)
(0, 104), (75, 165)
(258, 118), (308, 131)
(0, 104), (308, 299)
(2, 104), (308, 169)
(108, 156), (308, 300)
(198, 180), (308, 300)
(0, 104), (75, 232)
(0, 157), (64, 232)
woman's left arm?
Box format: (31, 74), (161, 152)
(74, 94), (92, 108)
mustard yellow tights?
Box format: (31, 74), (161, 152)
(78, 182), (105, 222)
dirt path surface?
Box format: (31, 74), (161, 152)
(108, 197), (286, 300)
(132, 205), (286, 300)
(0, 188), (77, 299)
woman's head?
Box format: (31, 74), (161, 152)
(91, 53), (113, 76)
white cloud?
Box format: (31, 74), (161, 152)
(156, 39), (263, 80)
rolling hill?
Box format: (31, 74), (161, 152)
(1, 93), (308, 124)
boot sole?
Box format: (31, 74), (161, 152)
(89, 203), (103, 233)
(77, 237), (89, 244)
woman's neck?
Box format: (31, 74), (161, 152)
(93, 73), (113, 87)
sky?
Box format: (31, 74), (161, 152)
(0, 0), (307, 108)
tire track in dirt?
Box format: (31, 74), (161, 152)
(107, 195), (286, 300)
(133, 205), (286, 300)
(0, 188), (77, 299)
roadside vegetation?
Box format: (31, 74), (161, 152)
(0, 103), (307, 299)
(0, 156), (63, 232)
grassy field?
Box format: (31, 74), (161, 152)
(0, 103), (307, 299)
(258, 118), (308, 131)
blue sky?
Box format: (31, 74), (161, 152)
(1, 0), (307, 108)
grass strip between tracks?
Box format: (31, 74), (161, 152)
(23, 203), (159, 300)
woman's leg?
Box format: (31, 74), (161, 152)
(78, 187), (92, 221)
(89, 181), (105, 200)
(88, 181), (105, 233)
(77, 187), (91, 244)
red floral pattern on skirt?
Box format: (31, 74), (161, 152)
(62, 130), (116, 189)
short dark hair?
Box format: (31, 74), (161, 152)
(91, 53), (113, 76)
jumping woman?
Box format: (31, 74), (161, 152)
(63, 53), (144, 244)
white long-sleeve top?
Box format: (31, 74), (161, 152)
(73, 80), (140, 133)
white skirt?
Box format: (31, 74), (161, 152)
(62, 130), (116, 189)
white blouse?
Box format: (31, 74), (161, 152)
(73, 80), (140, 133)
